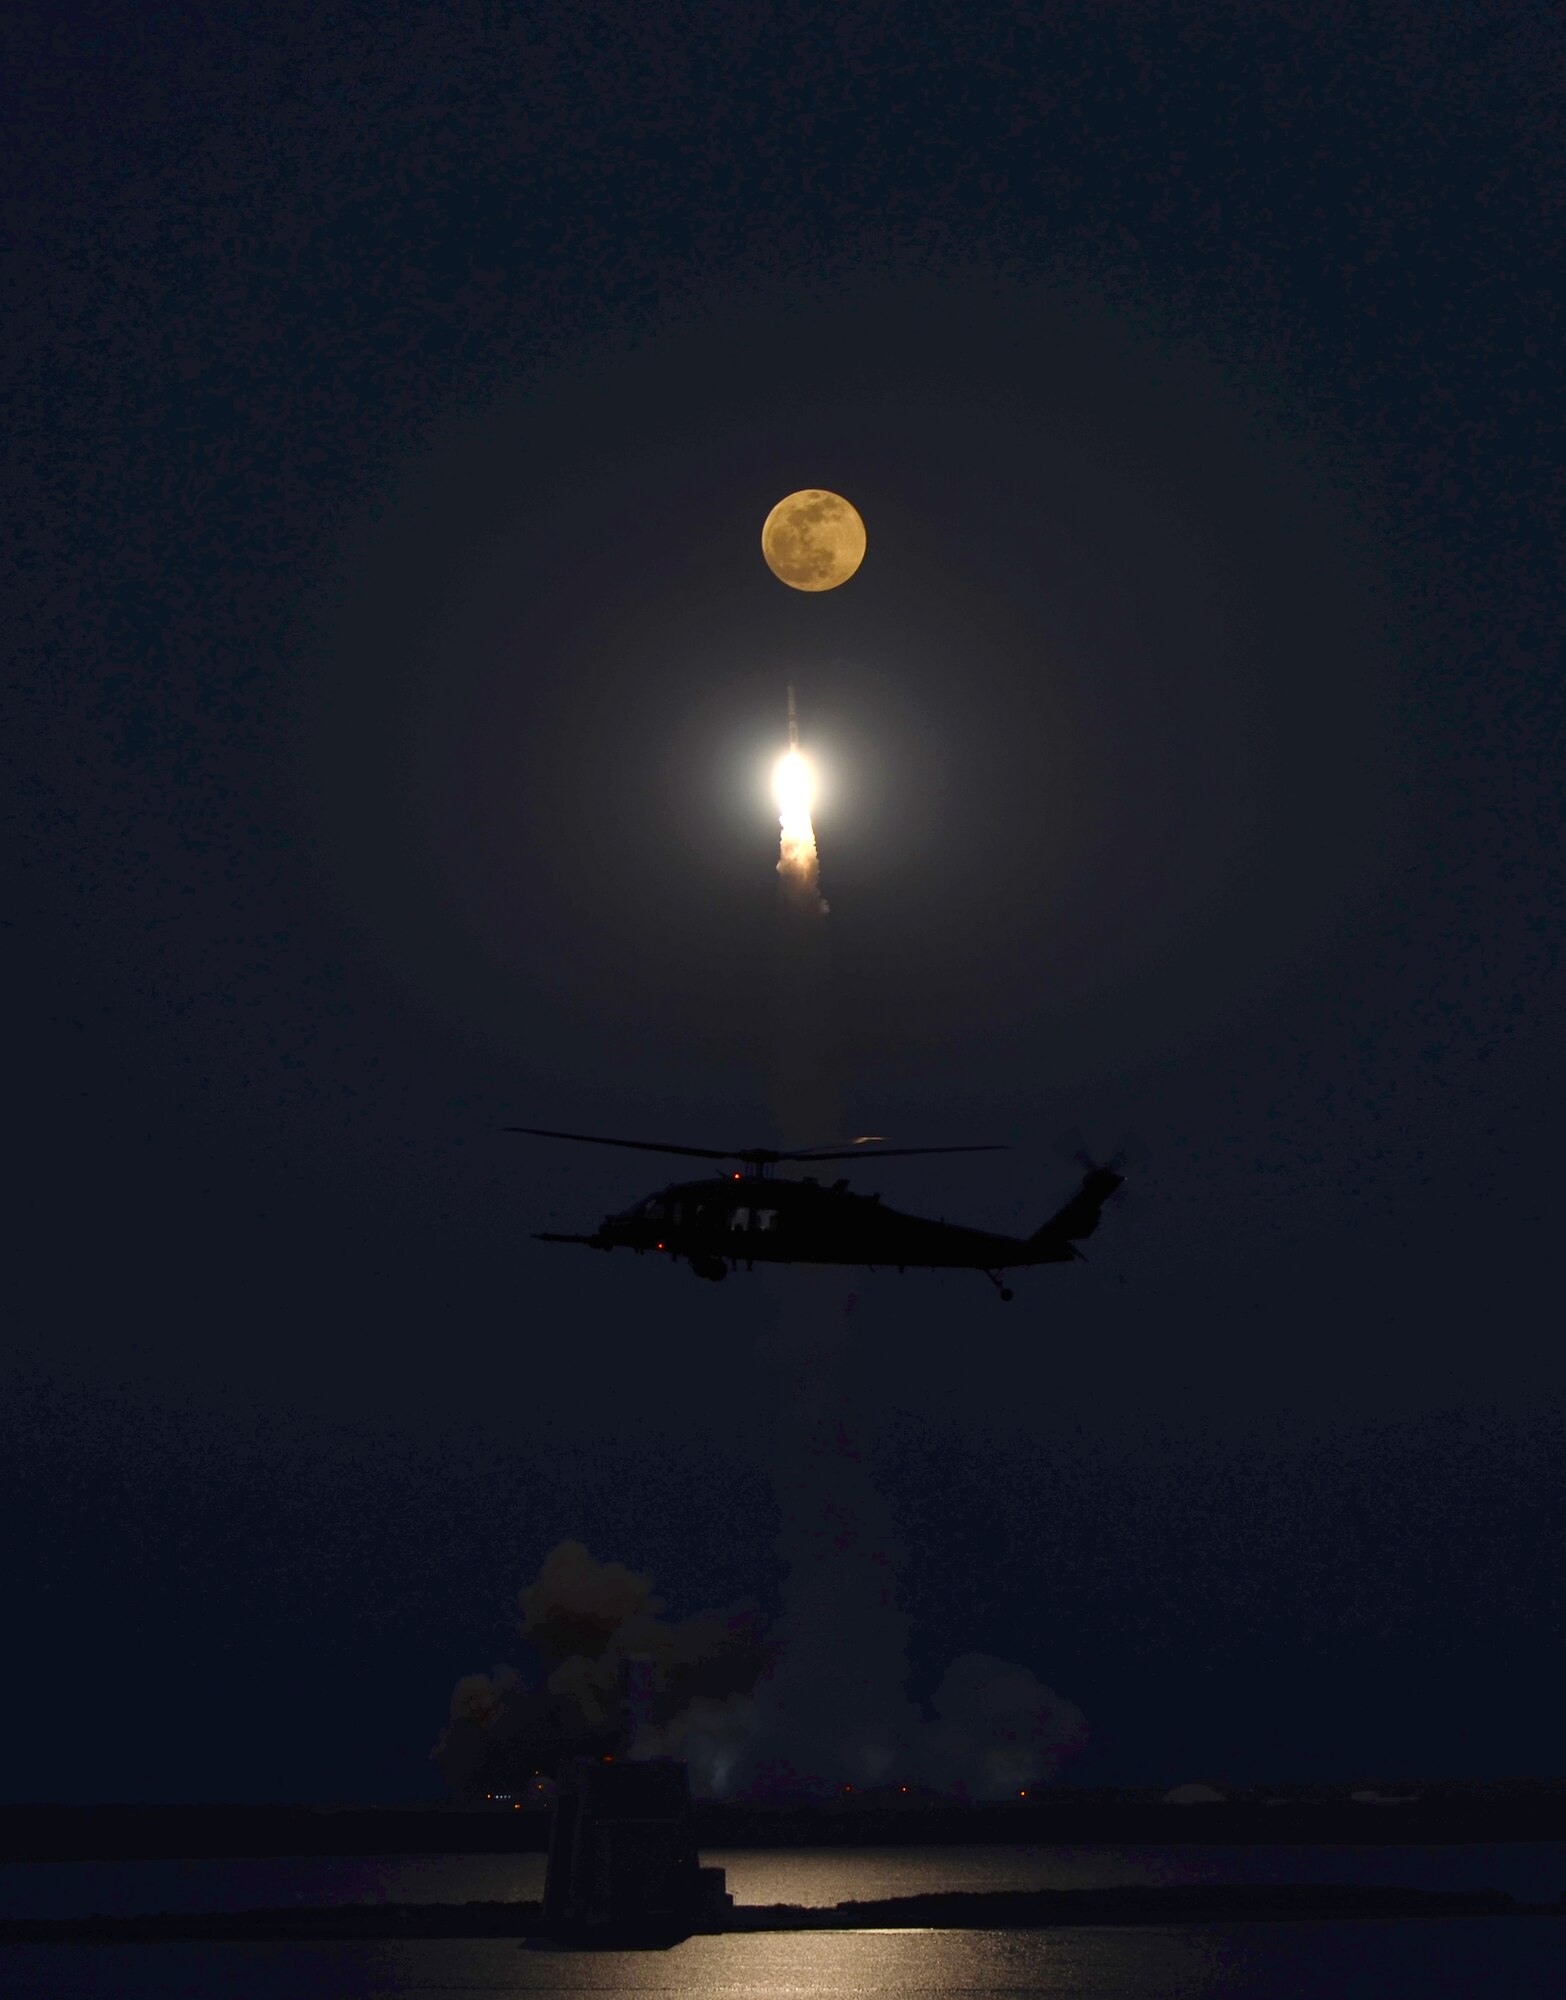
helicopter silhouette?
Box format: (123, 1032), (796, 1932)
(510, 1127), (1126, 1301)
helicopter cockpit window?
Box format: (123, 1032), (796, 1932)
(643, 1200), (666, 1221)
(727, 1207), (750, 1231)
(754, 1209), (780, 1232)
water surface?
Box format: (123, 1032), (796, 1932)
(3, 1920), (1563, 1998)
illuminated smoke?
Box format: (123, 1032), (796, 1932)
(774, 749), (826, 912)
(432, 1541), (774, 1798)
(434, 1519), (1086, 1801)
(704, 1288), (1088, 1801)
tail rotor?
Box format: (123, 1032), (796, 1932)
(1054, 1127), (1147, 1180)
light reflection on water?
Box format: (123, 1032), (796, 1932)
(4, 1842), (1563, 1920)
(714, 1841), (1566, 1905)
(2, 1921), (1565, 1999)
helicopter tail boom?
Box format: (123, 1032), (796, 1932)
(1027, 1165), (1124, 1256)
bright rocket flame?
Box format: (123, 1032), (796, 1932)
(774, 748), (813, 822)
(774, 748), (823, 906)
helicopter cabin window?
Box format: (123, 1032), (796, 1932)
(754, 1209), (780, 1232)
(727, 1207), (750, 1232)
(644, 1200), (666, 1221)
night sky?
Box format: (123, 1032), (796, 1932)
(7, 5), (1564, 1802)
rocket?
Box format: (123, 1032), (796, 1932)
(786, 683), (799, 751)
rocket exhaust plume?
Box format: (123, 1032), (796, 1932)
(775, 685), (826, 912)
(770, 681), (836, 1144)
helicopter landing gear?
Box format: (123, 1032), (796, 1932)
(983, 1269), (1014, 1302)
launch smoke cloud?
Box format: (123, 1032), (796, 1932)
(433, 1541), (772, 1799)
(435, 1528), (1086, 1801)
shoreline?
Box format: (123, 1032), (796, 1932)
(2, 1884), (1562, 1945)
(5, 1796), (1566, 1863)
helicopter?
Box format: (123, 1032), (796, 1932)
(509, 1126), (1126, 1301)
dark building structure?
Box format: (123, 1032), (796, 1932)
(543, 1757), (730, 1941)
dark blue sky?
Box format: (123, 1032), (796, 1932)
(6, 3), (1563, 1800)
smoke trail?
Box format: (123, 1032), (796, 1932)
(737, 1331), (924, 1797)
(706, 1282), (1088, 1801)
(749, 689), (1086, 1800)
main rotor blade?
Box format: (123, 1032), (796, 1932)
(504, 1127), (1012, 1167)
(504, 1125), (738, 1161)
(779, 1143), (1011, 1163)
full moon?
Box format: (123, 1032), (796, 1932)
(761, 489), (867, 591)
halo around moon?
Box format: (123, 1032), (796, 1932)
(761, 489), (867, 591)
